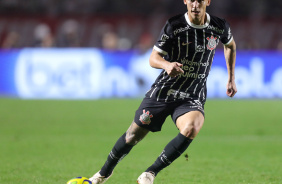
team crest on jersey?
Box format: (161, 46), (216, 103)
(139, 109), (153, 125)
(206, 36), (218, 51)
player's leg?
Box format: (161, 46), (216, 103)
(91, 97), (168, 184)
(143, 111), (204, 177)
(125, 121), (150, 145)
(175, 110), (204, 139)
(99, 121), (149, 177)
(90, 121), (149, 183)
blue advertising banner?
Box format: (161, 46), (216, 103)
(208, 51), (282, 98)
(0, 49), (281, 99)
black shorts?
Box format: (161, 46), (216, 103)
(134, 97), (205, 132)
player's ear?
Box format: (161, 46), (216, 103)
(184, 0), (187, 5)
(206, 0), (211, 6)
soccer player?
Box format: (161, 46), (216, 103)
(90, 0), (237, 183)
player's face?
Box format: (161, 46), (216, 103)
(184, 0), (211, 24)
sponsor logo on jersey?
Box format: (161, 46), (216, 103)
(181, 58), (209, 67)
(181, 72), (206, 79)
(159, 34), (169, 46)
(179, 58), (208, 79)
(207, 25), (224, 34)
(228, 27), (232, 40)
(182, 42), (192, 46)
(139, 109), (153, 125)
(174, 25), (190, 35)
(167, 89), (190, 99)
(206, 36), (218, 51)
(196, 45), (205, 52)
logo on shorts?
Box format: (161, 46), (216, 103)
(139, 109), (153, 125)
(206, 36), (217, 51)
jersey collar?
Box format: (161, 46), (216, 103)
(185, 12), (210, 29)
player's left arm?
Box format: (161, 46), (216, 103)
(224, 39), (237, 97)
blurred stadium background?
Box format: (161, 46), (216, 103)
(0, 0), (282, 183)
(0, 0), (282, 99)
(0, 0), (281, 49)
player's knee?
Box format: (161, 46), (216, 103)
(180, 120), (204, 139)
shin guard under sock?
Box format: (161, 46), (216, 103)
(145, 133), (193, 176)
(99, 133), (133, 177)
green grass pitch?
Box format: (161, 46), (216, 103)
(0, 98), (281, 184)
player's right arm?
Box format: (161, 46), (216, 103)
(149, 49), (184, 78)
(150, 19), (184, 78)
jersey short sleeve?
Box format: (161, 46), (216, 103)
(220, 20), (233, 45)
(153, 21), (174, 56)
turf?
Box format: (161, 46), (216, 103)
(0, 98), (281, 184)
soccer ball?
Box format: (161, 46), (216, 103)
(66, 177), (92, 184)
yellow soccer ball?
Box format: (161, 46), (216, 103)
(66, 177), (92, 184)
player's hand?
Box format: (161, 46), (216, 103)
(165, 62), (184, 78)
(226, 80), (237, 97)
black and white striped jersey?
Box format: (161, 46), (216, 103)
(146, 12), (233, 103)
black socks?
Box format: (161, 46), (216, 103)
(99, 133), (192, 178)
(145, 133), (193, 176)
(99, 133), (133, 178)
